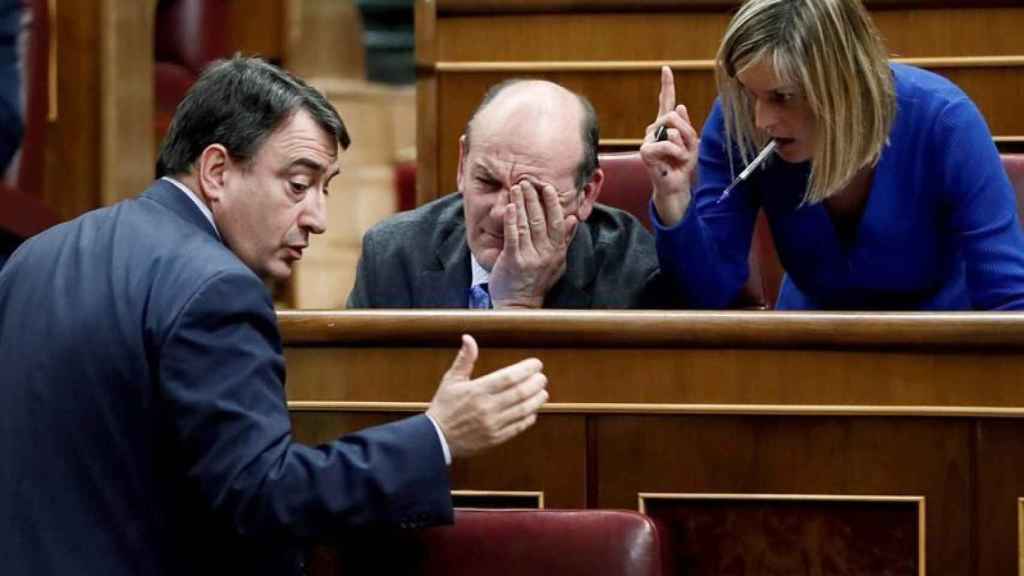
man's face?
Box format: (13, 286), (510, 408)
(213, 110), (340, 280)
(457, 106), (596, 271)
(736, 59), (817, 164)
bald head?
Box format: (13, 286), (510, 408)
(465, 80), (599, 189)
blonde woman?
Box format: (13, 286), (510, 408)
(642, 0), (1024, 309)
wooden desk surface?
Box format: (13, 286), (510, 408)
(282, 310), (1024, 416)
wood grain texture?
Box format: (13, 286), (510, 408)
(419, 2), (1024, 201)
(436, 0), (1022, 15)
(436, 8), (1024, 61)
(283, 312), (1022, 575)
(974, 420), (1024, 575)
(428, 65), (1024, 198)
(642, 496), (922, 575)
(100, 0), (155, 206)
(279, 310), (1024, 349)
(290, 411), (586, 508)
(47, 0), (102, 220)
(595, 415), (968, 574)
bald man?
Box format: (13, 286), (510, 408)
(348, 79), (680, 309)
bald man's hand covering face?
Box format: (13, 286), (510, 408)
(457, 80), (602, 309)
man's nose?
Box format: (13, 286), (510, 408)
(300, 187), (327, 235)
(490, 188), (510, 216)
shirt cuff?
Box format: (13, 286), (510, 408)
(425, 413), (452, 466)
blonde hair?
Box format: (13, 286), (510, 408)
(715, 0), (895, 204)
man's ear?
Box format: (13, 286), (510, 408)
(196, 144), (231, 204)
(456, 134), (468, 192)
(575, 167), (604, 222)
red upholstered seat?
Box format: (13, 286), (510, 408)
(1002, 154), (1024, 225)
(599, 152), (655, 231)
(312, 509), (665, 575)
(154, 0), (229, 133)
(0, 0), (57, 240)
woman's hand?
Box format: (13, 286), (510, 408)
(640, 66), (700, 227)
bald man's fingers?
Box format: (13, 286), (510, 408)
(521, 180), (550, 251)
(540, 184), (566, 247)
(501, 202), (521, 260)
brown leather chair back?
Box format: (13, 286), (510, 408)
(597, 151), (779, 308)
(0, 0), (56, 241)
(5, 0), (48, 197)
(1002, 154), (1024, 225)
(313, 509), (664, 575)
(154, 0), (230, 129)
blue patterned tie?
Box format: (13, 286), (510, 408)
(468, 283), (492, 309)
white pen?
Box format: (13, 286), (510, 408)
(717, 139), (778, 203)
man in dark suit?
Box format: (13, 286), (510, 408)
(0, 57), (548, 575)
(348, 79), (680, 309)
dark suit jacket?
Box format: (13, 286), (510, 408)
(0, 180), (453, 576)
(348, 193), (681, 308)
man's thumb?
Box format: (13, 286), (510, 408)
(446, 334), (478, 380)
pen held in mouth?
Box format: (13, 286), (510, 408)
(716, 139), (778, 204)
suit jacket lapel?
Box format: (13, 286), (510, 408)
(420, 218), (472, 308)
(545, 221), (595, 308)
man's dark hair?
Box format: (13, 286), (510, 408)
(156, 56), (350, 178)
(464, 79), (600, 191)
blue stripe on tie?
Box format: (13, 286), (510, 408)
(468, 283), (492, 309)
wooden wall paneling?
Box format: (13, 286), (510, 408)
(289, 410), (586, 508)
(974, 419), (1024, 575)
(430, 63), (1024, 199)
(876, 7), (1024, 57)
(416, 74), (439, 205)
(433, 8), (1024, 62)
(436, 12), (728, 62)
(100, 0), (155, 206)
(640, 494), (924, 575)
(47, 0), (156, 219)
(420, 2), (1024, 204)
(227, 0), (285, 62)
(415, 0), (439, 204)
(285, 346), (1024, 411)
(593, 414), (970, 574)
(282, 311), (1024, 575)
(435, 0), (1023, 13)
(47, 0), (102, 220)
(285, 0), (364, 79)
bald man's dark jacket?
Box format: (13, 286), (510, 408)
(0, 179), (453, 575)
(348, 192), (682, 308)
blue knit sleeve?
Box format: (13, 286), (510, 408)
(937, 97), (1024, 309)
(653, 100), (759, 308)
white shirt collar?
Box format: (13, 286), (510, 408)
(470, 253), (490, 288)
(162, 176), (220, 237)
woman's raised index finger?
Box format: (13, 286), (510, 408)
(658, 65), (676, 116)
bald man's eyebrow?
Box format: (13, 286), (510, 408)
(471, 163), (501, 181)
